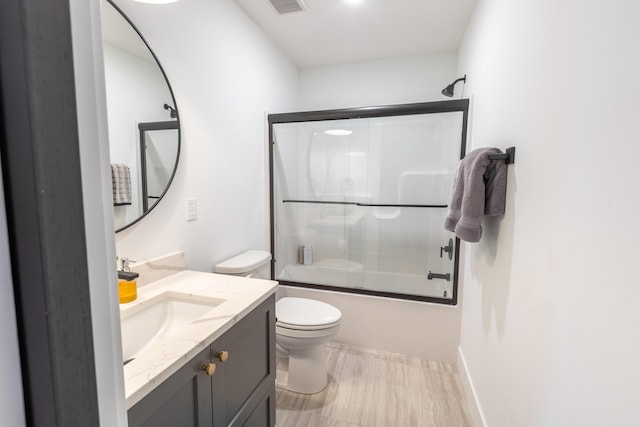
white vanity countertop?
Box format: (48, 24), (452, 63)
(121, 270), (277, 409)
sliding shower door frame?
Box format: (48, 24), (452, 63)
(268, 99), (468, 305)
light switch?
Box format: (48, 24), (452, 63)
(187, 198), (197, 221)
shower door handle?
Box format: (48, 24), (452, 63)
(427, 271), (451, 281)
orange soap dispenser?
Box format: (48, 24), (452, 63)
(118, 257), (139, 304)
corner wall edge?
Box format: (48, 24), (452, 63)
(457, 346), (488, 427)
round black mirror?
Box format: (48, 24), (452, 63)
(102, 0), (181, 232)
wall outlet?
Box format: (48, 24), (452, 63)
(186, 198), (197, 221)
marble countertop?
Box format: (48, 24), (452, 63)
(121, 270), (278, 408)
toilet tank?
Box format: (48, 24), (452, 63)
(214, 250), (272, 279)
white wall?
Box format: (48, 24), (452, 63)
(112, 0), (298, 271)
(299, 52), (459, 110)
(456, 1), (640, 426)
(0, 158), (26, 427)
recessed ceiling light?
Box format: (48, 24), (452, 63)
(343, 0), (365, 5)
(324, 129), (353, 136)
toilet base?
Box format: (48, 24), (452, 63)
(275, 346), (329, 394)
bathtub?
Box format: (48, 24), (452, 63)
(275, 274), (461, 363)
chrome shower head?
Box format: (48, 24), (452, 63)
(164, 103), (177, 119)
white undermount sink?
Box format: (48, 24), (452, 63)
(120, 291), (226, 363)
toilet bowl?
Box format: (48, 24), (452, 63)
(275, 297), (341, 394)
(214, 250), (342, 394)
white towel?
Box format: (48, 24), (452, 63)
(111, 164), (132, 206)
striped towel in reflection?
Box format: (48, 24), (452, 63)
(111, 164), (132, 206)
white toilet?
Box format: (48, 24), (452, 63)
(214, 250), (342, 394)
(275, 297), (341, 393)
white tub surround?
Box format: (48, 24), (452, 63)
(277, 285), (460, 363)
(120, 270), (277, 408)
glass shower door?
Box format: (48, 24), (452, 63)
(356, 113), (462, 299)
(270, 100), (467, 303)
(273, 118), (365, 289)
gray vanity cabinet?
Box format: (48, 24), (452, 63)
(128, 295), (276, 427)
(127, 345), (213, 426)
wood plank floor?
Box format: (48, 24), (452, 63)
(276, 343), (472, 427)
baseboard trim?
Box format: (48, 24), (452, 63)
(457, 346), (488, 427)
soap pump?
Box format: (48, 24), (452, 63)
(118, 257), (139, 304)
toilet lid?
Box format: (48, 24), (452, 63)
(276, 297), (342, 327)
(214, 250), (271, 274)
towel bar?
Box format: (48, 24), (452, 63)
(487, 147), (516, 164)
(282, 200), (448, 208)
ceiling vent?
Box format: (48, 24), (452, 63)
(268, 0), (307, 14)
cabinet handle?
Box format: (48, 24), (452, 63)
(215, 350), (229, 363)
(202, 362), (216, 376)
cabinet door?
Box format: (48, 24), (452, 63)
(211, 295), (276, 427)
(128, 346), (213, 427)
(243, 389), (275, 427)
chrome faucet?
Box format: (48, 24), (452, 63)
(119, 257), (136, 272)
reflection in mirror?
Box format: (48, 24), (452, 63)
(101, 0), (180, 232)
(138, 121), (179, 211)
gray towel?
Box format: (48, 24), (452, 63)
(111, 164), (132, 206)
(444, 147), (507, 242)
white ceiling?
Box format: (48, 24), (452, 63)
(234, 0), (477, 68)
